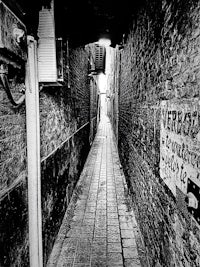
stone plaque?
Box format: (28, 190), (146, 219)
(160, 99), (200, 197)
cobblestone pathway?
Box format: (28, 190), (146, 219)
(47, 116), (149, 267)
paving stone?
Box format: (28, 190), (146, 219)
(107, 242), (122, 253)
(107, 187), (116, 191)
(117, 195), (126, 201)
(107, 264), (123, 267)
(74, 208), (85, 214)
(124, 258), (142, 267)
(88, 192), (98, 196)
(107, 201), (117, 207)
(108, 197), (117, 202)
(87, 201), (97, 207)
(98, 187), (106, 193)
(107, 218), (120, 226)
(119, 221), (133, 230)
(107, 212), (118, 219)
(60, 239), (77, 258)
(95, 221), (107, 229)
(73, 264), (90, 267)
(88, 189), (98, 194)
(123, 247), (139, 259)
(107, 252), (123, 265)
(117, 199), (127, 205)
(92, 248), (107, 257)
(107, 206), (117, 213)
(96, 209), (107, 216)
(66, 229), (81, 238)
(70, 221), (82, 227)
(87, 198), (97, 203)
(118, 204), (128, 210)
(107, 195), (117, 200)
(59, 245), (76, 259)
(122, 238), (137, 248)
(92, 237), (107, 246)
(92, 243), (107, 252)
(96, 204), (107, 211)
(107, 226), (120, 235)
(56, 259), (73, 267)
(95, 216), (107, 224)
(121, 229), (135, 239)
(94, 224), (107, 231)
(107, 186), (116, 190)
(107, 233), (121, 242)
(84, 212), (96, 219)
(80, 225), (94, 233)
(85, 206), (96, 213)
(118, 209), (130, 216)
(82, 218), (95, 225)
(78, 237), (93, 244)
(77, 241), (92, 251)
(73, 214), (85, 221)
(86, 203), (97, 208)
(76, 202), (87, 209)
(90, 256), (107, 267)
(94, 228), (107, 238)
(97, 195), (106, 200)
(80, 232), (94, 239)
(107, 180), (115, 184)
(74, 251), (90, 264)
(119, 215), (133, 223)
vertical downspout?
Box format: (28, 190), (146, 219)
(25, 35), (43, 267)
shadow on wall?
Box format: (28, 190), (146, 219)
(41, 123), (90, 264)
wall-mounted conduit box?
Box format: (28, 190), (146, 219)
(37, 0), (64, 86)
(0, 1), (26, 68)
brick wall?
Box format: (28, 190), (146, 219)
(106, 46), (120, 139)
(86, 43), (100, 144)
(41, 45), (94, 264)
(0, 41), (98, 266)
(117, 0), (200, 266)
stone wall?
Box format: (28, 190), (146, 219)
(0, 41), (98, 266)
(117, 0), (200, 266)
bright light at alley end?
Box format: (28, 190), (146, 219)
(98, 38), (111, 47)
(98, 73), (107, 93)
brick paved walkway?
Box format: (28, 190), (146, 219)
(47, 116), (148, 267)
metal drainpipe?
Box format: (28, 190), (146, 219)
(25, 35), (43, 267)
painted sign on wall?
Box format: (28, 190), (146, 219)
(160, 99), (200, 197)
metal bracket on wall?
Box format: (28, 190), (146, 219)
(187, 178), (200, 224)
(0, 64), (25, 107)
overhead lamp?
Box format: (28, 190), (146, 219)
(98, 38), (111, 47)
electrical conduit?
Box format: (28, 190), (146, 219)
(25, 35), (43, 267)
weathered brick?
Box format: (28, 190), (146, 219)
(111, 0), (200, 266)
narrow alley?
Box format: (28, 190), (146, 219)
(1, 0), (200, 267)
(47, 115), (148, 267)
